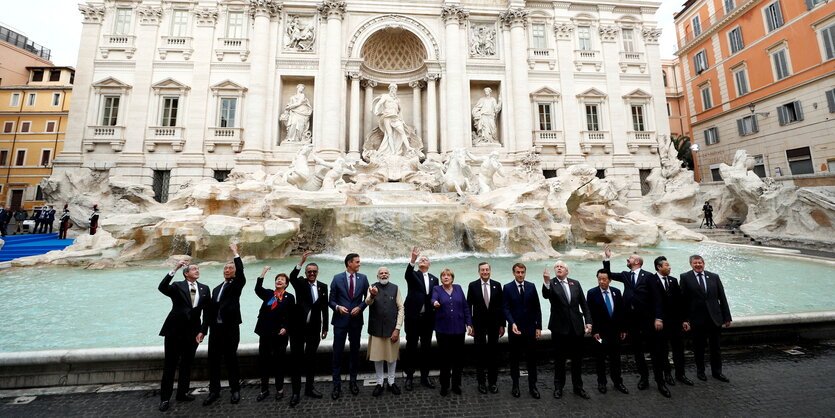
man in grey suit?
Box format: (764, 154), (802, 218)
(680, 255), (732, 383)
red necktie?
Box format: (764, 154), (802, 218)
(349, 274), (355, 298)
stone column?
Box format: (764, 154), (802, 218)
(363, 79), (377, 144)
(241, 0), (280, 161)
(441, 5), (468, 150)
(554, 21), (583, 163)
(348, 72), (361, 156)
(642, 26), (668, 140)
(500, 22), (515, 151)
(501, 8), (533, 153)
(55, 4), (105, 169)
(425, 74), (439, 155)
(317, 1), (347, 154)
(409, 80), (423, 139)
(181, 7), (217, 158)
(598, 22), (628, 156)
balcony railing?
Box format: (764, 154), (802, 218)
(676, 0), (746, 49)
(206, 127), (243, 152)
(620, 51), (644, 61)
(527, 48), (556, 69)
(573, 50), (601, 71)
(580, 130), (611, 154)
(626, 131), (658, 153)
(618, 51), (647, 73)
(83, 126), (125, 151)
(533, 130), (564, 153)
(100, 34), (136, 59)
(159, 36), (194, 60)
(146, 126), (185, 152)
(215, 38), (250, 61)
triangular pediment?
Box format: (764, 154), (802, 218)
(151, 78), (190, 90)
(576, 87), (607, 98)
(91, 77), (131, 89)
(210, 79), (247, 92)
(623, 88), (652, 99)
(530, 86), (561, 98)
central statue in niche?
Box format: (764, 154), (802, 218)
(362, 83), (424, 181)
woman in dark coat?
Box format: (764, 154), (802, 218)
(254, 266), (296, 401)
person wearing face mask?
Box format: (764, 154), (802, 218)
(366, 266), (405, 396)
(254, 267), (296, 402)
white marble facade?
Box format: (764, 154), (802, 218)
(58, 0), (669, 200)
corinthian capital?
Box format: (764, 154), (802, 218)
(250, 0), (282, 19)
(553, 22), (575, 40)
(194, 7), (219, 26)
(79, 4), (105, 24)
(441, 5), (469, 24)
(598, 25), (619, 42)
(500, 8), (529, 28)
(318, 1), (346, 20)
(137, 6), (163, 25)
(642, 27), (662, 44)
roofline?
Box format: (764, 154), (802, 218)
(674, 0), (698, 19)
(25, 66), (75, 71)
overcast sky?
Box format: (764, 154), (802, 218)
(1, 0), (679, 67)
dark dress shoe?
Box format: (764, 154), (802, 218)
(573, 387), (590, 400)
(657, 384), (671, 398)
(420, 377), (436, 389)
(175, 394), (195, 402)
(331, 385), (341, 400)
(676, 375), (694, 386)
(275, 390), (285, 400)
(405, 377), (414, 391)
(477, 383), (488, 394)
(637, 378), (649, 390)
(202, 392), (220, 406)
(511, 384), (521, 398)
(529, 387), (541, 399)
(289, 394), (300, 407)
(665, 373), (676, 386)
(256, 391), (270, 402)
(305, 387), (323, 398)
(697, 371), (708, 381)
(598, 384), (607, 394)
(713, 373), (730, 383)
(489, 384), (499, 394)
(614, 383), (629, 394)
(388, 383), (401, 395)
(553, 388), (563, 399)
(372, 384), (384, 397)
(440, 387), (449, 397)
(349, 381), (360, 396)
(230, 391), (240, 404)
(159, 400), (170, 412)
(452, 386), (462, 395)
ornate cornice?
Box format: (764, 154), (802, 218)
(137, 6), (163, 25)
(500, 8), (529, 28)
(441, 5), (469, 24)
(598, 25), (619, 42)
(250, 0), (282, 19)
(79, 4), (105, 24)
(318, 1), (346, 20)
(194, 7), (219, 26)
(642, 27), (662, 44)
(553, 22), (574, 40)
(424, 73), (440, 82)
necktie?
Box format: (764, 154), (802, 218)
(482, 282), (490, 307)
(190, 283), (196, 307)
(349, 274), (355, 299)
(631, 272), (637, 287)
(561, 280), (571, 303)
(664, 276), (671, 294)
(603, 290), (613, 318)
(217, 281), (229, 302)
(698, 273), (706, 292)
(519, 283), (525, 297)
(310, 282), (318, 303)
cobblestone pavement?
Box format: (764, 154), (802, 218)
(1, 341), (834, 417)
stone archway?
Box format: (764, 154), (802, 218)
(360, 28), (427, 73)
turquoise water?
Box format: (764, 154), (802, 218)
(1, 241), (833, 352)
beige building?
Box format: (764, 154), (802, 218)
(0, 24), (53, 86)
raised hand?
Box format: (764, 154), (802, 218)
(300, 250), (312, 264)
(229, 242), (238, 255)
(261, 266), (272, 277)
(543, 268), (551, 284)
(410, 247), (420, 264)
(369, 285), (379, 296)
(175, 259), (188, 270)
(604, 244), (612, 259)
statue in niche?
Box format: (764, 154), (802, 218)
(361, 83), (424, 181)
(470, 25), (496, 57)
(279, 84), (313, 143)
(285, 15), (315, 51)
(471, 87), (502, 145)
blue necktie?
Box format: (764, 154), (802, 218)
(603, 290), (613, 318)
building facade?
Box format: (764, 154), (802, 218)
(662, 58), (691, 140)
(56, 0), (671, 201)
(674, 0), (835, 183)
(0, 66), (74, 210)
(0, 23), (53, 87)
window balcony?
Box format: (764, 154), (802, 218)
(83, 126), (125, 152)
(533, 130), (565, 154)
(573, 50), (601, 71)
(146, 127), (185, 152)
(619, 51), (647, 73)
(206, 127), (244, 152)
(626, 131), (658, 153)
(580, 130), (611, 154)
(159, 36), (194, 60)
(100, 34), (136, 59)
(527, 48), (556, 70)
(215, 38), (250, 61)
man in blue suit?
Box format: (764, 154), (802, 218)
(502, 263), (541, 399)
(329, 252), (370, 400)
(586, 269), (629, 396)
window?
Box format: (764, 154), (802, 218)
(752, 155), (767, 178)
(35, 185), (44, 201)
(596, 169), (606, 179)
(20, 122), (31, 133)
(692, 16), (702, 37)
(700, 85), (712, 110)
(161, 97), (179, 127)
(662, 71), (668, 87)
(806, 0), (825, 10)
(704, 127), (720, 145)
(724, 0), (736, 13)
(219, 97), (237, 127)
(171, 9), (189, 37)
(52, 93), (61, 106)
(40, 149), (51, 166)
(2, 122), (13, 133)
(114, 8), (132, 35)
(585, 104), (600, 131)
(737, 115), (759, 135)
(10, 93), (20, 107)
(26, 93), (36, 106)
(639, 169), (652, 195)
(631, 105), (646, 131)
(578, 26), (592, 51)
(711, 167), (723, 181)
(694, 50), (708, 74)
(45, 121), (57, 132)
(101, 96), (120, 126)
(542, 169), (557, 178)
(786, 146), (813, 175)
(49, 70), (61, 82)
(729, 27), (744, 54)
(622, 28), (635, 52)
(827, 89), (835, 113)
(0, 150), (7, 165)
(666, 102), (672, 116)
(821, 23), (835, 60)
(764, 1), (783, 32)
(733, 67), (749, 96)
(226, 11), (245, 38)
(214, 170), (231, 182)
(828, 160), (835, 173)
(15, 150), (25, 166)
(153, 170), (171, 203)
(771, 48), (790, 80)
(537, 103), (552, 131)
(531, 23), (546, 49)
(777, 101), (803, 126)
(32, 70), (44, 82)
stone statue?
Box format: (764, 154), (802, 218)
(373, 83), (417, 157)
(284, 144), (325, 191)
(285, 15), (315, 51)
(361, 83), (424, 181)
(280, 84), (313, 143)
(312, 154), (356, 190)
(469, 150), (504, 193)
(472, 87), (502, 145)
(442, 149), (476, 196)
(470, 25), (496, 57)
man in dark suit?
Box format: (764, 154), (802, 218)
(200, 243), (247, 406)
(653, 256), (694, 387)
(45, 205), (56, 234)
(0, 206), (9, 237)
(157, 259), (210, 412)
(328, 252), (370, 400)
(467, 262), (505, 394)
(403, 247), (439, 391)
(502, 263), (541, 399)
(288, 251), (329, 407)
(586, 269), (629, 396)
(681, 254), (732, 383)
(602, 245), (669, 397)
(542, 261), (593, 399)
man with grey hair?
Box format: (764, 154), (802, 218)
(157, 259), (211, 412)
(366, 267), (405, 396)
(403, 247), (439, 391)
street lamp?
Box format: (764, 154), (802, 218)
(747, 103), (770, 118)
(690, 143), (701, 183)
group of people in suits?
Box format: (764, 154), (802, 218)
(156, 244), (732, 412)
